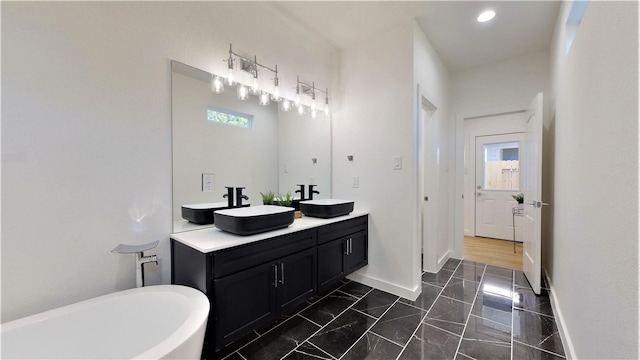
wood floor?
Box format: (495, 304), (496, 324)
(464, 235), (523, 271)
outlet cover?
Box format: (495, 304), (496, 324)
(202, 173), (215, 192)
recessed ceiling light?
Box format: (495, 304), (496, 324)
(477, 10), (496, 23)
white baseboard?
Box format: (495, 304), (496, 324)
(437, 250), (452, 269)
(543, 267), (576, 359)
(346, 272), (421, 301)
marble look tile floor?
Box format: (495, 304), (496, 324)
(215, 259), (566, 360)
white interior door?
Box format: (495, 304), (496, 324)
(421, 96), (438, 273)
(523, 93), (544, 294)
(475, 133), (524, 240)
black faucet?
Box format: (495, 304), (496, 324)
(223, 186), (234, 208)
(236, 187), (249, 207)
(308, 185), (319, 200)
(295, 184), (306, 201)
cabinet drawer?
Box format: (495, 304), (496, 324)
(317, 215), (367, 244)
(212, 229), (316, 278)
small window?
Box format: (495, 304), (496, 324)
(207, 106), (253, 129)
(566, 0), (590, 55)
(501, 148), (519, 161)
(483, 142), (520, 191)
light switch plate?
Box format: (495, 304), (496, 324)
(352, 176), (359, 188)
(393, 156), (402, 170)
(202, 173), (215, 192)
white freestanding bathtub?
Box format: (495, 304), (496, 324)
(1, 285), (210, 359)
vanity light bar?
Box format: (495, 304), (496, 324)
(213, 43), (330, 117)
(296, 79), (330, 119)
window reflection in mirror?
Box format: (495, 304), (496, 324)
(171, 61), (331, 233)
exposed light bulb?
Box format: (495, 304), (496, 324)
(226, 58), (235, 86)
(282, 99), (291, 112)
(237, 84), (249, 100)
(271, 84), (281, 102)
(251, 75), (259, 95)
(311, 108), (317, 119)
(211, 75), (224, 93)
(324, 104), (330, 116)
(297, 104), (306, 115)
(311, 98), (317, 113)
(259, 91), (270, 106)
(294, 93), (301, 106)
(477, 10), (495, 22)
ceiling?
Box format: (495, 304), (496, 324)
(272, 1), (561, 72)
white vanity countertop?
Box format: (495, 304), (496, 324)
(170, 211), (369, 253)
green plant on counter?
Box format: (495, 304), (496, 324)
(512, 193), (524, 204)
(276, 192), (293, 207)
(260, 191), (275, 205)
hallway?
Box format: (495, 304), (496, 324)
(464, 236), (523, 271)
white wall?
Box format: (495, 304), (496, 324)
(548, 1), (639, 358)
(451, 49), (550, 257)
(413, 23), (452, 273)
(451, 49), (551, 115)
(2, 2), (335, 322)
(333, 19), (450, 299)
(332, 20), (415, 298)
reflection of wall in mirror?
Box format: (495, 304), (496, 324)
(172, 67), (278, 223)
(278, 108), (331, 200)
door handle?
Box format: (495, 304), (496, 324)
(526, 201), (550, 208)
(344, 240), (349, 255)
(280, 263), (285, 285)
(348, 238), (352, 255)
(272, 264), (278, 288)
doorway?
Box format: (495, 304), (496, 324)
(461, 109), (527, 270)
(419, 95), (438, 273)
(474, 133), (524, 240)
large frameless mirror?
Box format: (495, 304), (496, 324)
(171, 61), (331, 233)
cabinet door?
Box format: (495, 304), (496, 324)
(213, 262), (277, 350)
(277, 247), (317, 315)
(345, 231), (368, 274)
(317, 237), (346, 293)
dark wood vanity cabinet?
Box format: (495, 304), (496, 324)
(317, 216), (368, 292)
(212, 246), (316, 348)
(171, 215), (367, 358)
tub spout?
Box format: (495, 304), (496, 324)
(111, 240), (160, 288)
